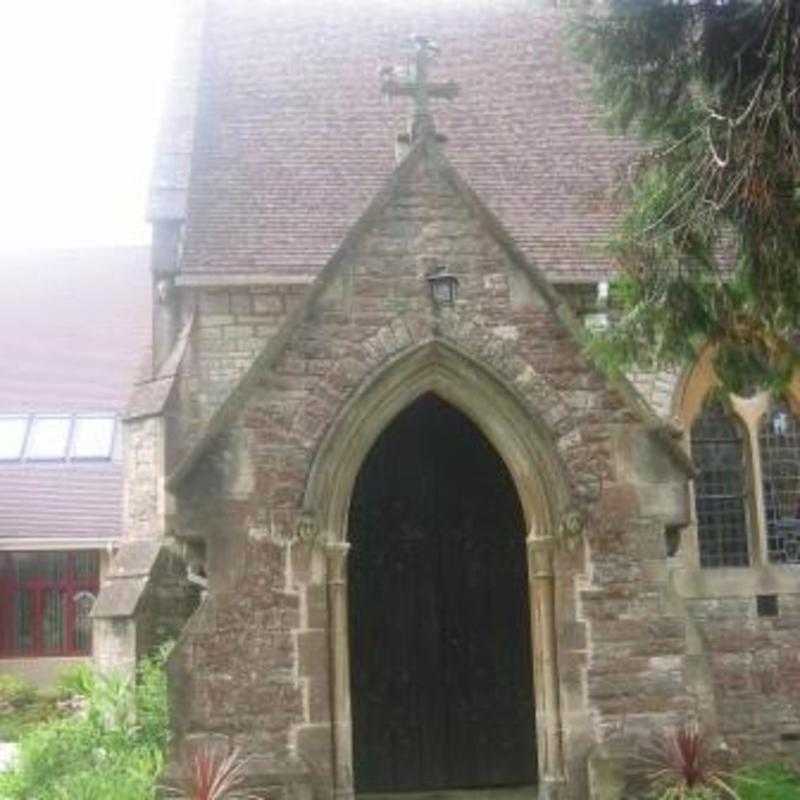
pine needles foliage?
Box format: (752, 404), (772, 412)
(570, 0), (800, 393)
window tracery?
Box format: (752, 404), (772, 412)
(683, 371), (800, 568)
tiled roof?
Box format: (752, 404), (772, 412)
(0, 465), (124, 544)
(0, 246), (150, 543)
(0, 248), (150, 411)
(179, 0), (635, 281)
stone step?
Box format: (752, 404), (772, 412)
(359, 785), (538, 800)
(0, 743), (18, 773)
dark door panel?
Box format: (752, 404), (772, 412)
(348, 394), (536, 793)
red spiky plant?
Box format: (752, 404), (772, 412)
(642, 723), (739, 800)
(164, 741), (262, 800)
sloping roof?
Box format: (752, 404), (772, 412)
(178, 0), (635, 282)
(0, 465), (124, 544)
(0, 246), (151, 544)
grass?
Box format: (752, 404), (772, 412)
(0, 675), (64, 742)
(733, 763), (800, 800)
(0, 693), (62, 742)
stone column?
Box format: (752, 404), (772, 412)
(527, 532), (565, 796)
(326, 541), (354, 800)
(730, 392), (770, 565)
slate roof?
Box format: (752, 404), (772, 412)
(0, 247), (150, 544)
(177, 0), (636, 282)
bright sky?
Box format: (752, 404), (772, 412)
(0, 1), (180, 253)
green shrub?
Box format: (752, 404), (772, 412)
(55, 662), (95, 699)
(0, 676), (36, 709)
(0, 676), (61, 742)
(733, 763), (800, 800)
(135, 642), (171, 752)
(0, 645), (172, 800)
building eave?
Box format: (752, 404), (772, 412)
(0, 537), (118, 552)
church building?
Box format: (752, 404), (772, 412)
(93, 2), (800, 798)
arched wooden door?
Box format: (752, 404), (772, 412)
(348, 393), (536, 793)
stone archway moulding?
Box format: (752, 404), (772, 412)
(302, 339), (572, 799)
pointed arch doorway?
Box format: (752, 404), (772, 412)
(348, 393), (537, 793)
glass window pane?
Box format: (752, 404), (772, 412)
(71, 417), (115, 459)
(73, 591), (95, 654)
(691, 402), (750, 567)
(760, 403), (800, 564)
(14, 590), (33, 654)
(42, 589), (65, 653)
(12, 552), (39, 583)
(39, 553), (67, 583)
(74, 551), (99, 583)
(11, 552), (66, 583)
(26, 416), (71, 460)
(0, 416), (28, 460)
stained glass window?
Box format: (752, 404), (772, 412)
(691, 402), (750, 567)
(759, 403), (800, 564)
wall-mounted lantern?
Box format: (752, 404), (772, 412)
(426, 267), (459, 306)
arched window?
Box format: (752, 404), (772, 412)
(759, 403), (800, 564)
(691, 402), (750, 567)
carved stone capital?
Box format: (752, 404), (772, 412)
(295, 509), (321, 545)
(557, 507), (585, 541)
(325, 541), (351, 585)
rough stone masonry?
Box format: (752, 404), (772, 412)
(93, 2), (800, 798)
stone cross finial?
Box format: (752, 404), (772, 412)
(381, 35), (460, 141)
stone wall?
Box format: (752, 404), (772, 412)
(123, 416), (165, 537)
(684, 594), (800, 768)
(162, 148), (696, 799)
(171, 285), (300, 454)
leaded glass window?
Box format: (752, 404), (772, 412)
(691, 402), (750, 567)
(759, 403), (800, 564)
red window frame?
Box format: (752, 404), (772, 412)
(0, 551), (99, 658)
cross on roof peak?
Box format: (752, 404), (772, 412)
(381, 35), (460, 141)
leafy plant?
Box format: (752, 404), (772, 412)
(164, 741), (259, 800)
(135, 640), (172, 751)
(639, 723), (738, 800)
(0, 677), (62, 742)
(55, 662), (95, 699)
(0, 675), (36, 709)
(0, 646), (172, 800)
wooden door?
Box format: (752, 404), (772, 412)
(348, 394), (536, 793)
